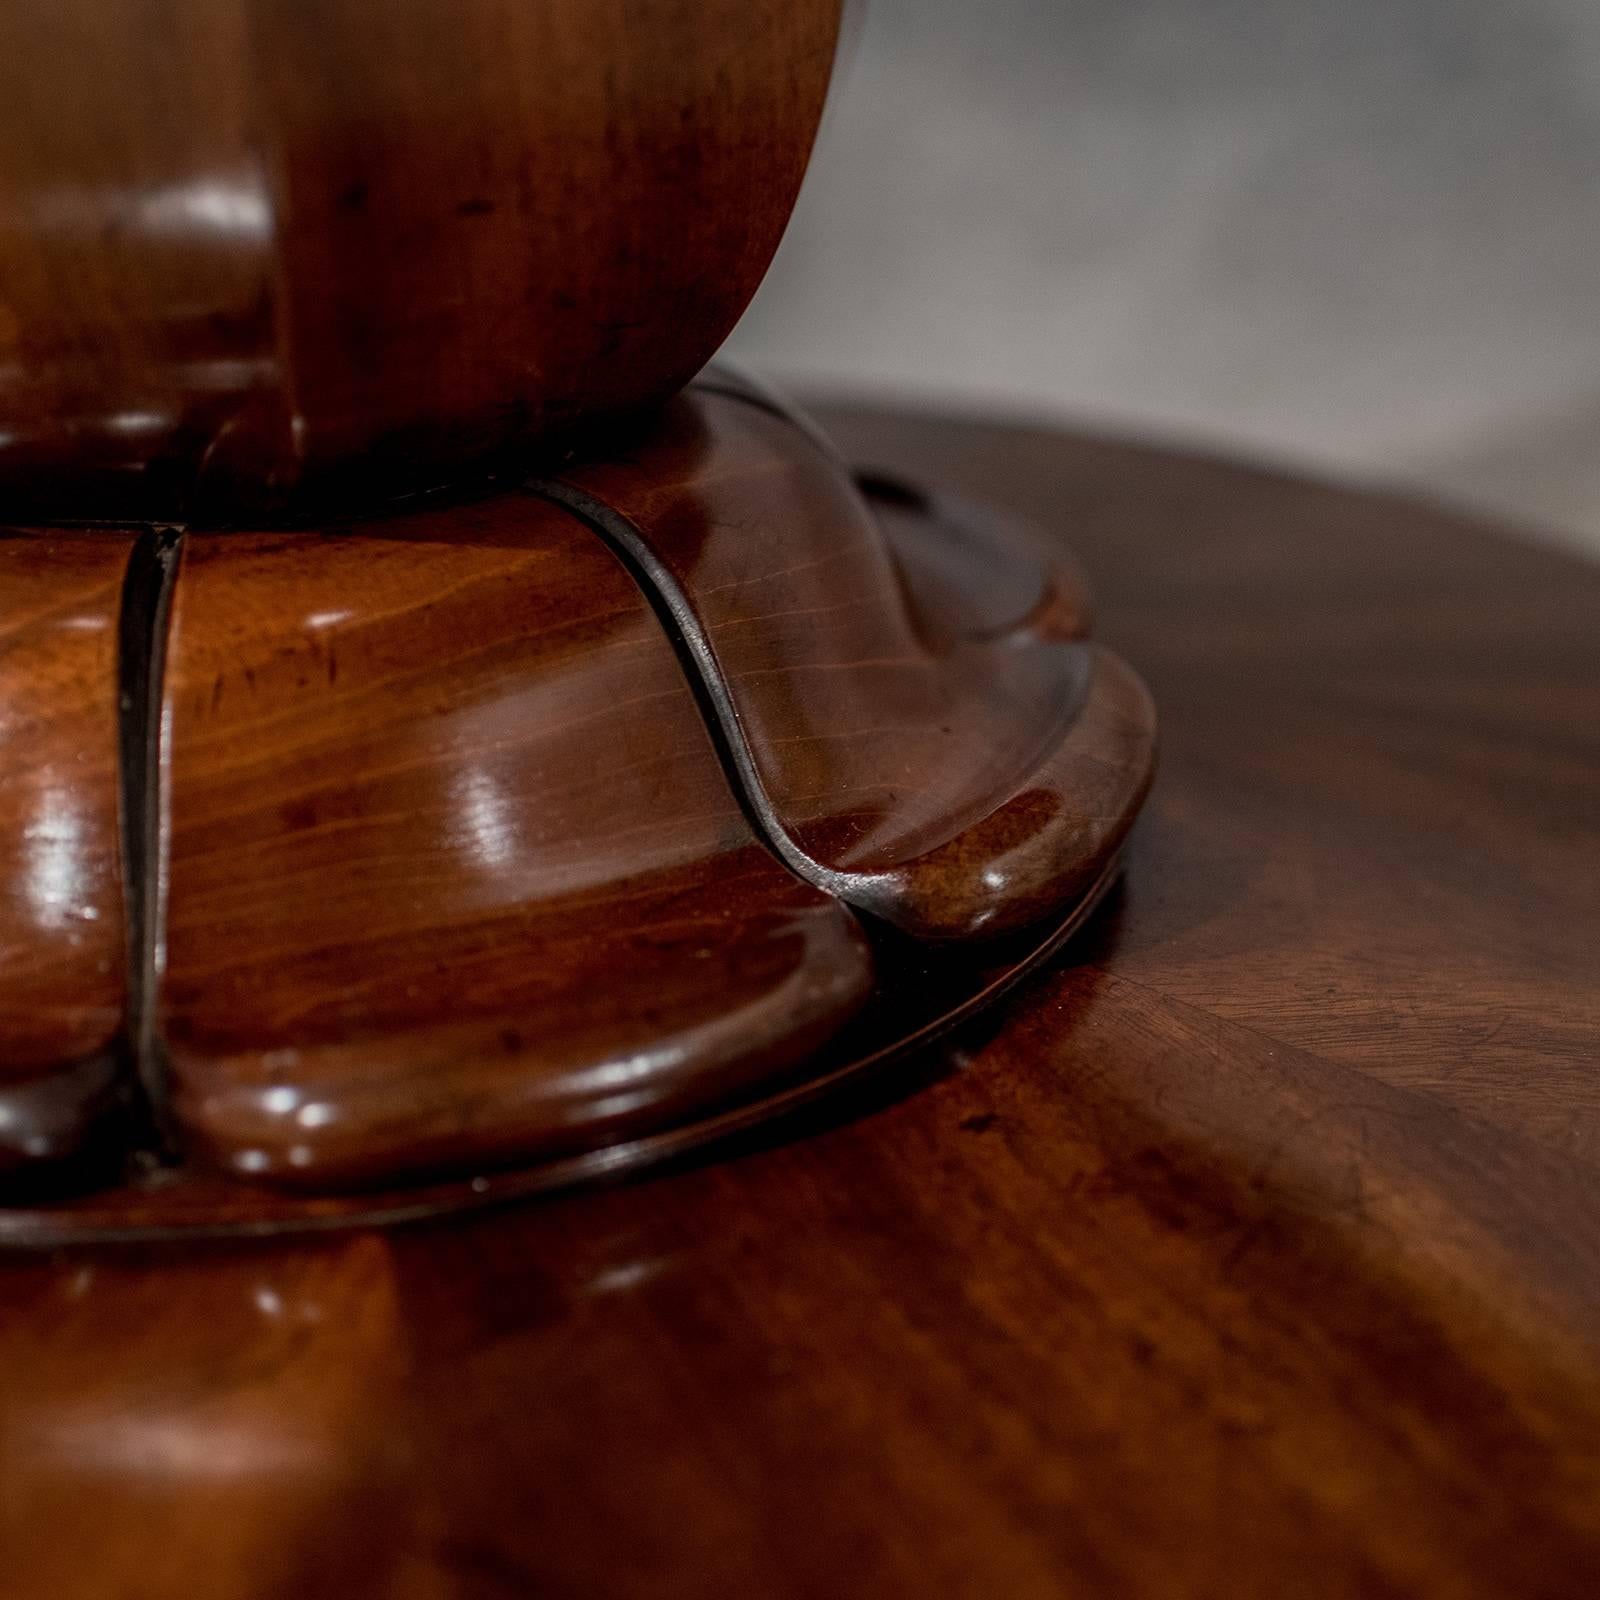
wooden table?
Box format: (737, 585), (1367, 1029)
(3, 407), (1596, 1599)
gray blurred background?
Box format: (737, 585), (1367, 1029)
(727, 0), (1600, 556)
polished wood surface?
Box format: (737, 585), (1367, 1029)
(0, 533), (132, 1171)
(556, 386), (1157, 939)
(1, 862), (1120, 1241)
(2, 409), (1595, 1596)
(158, 499), (873, 1188)
(0, 0), (840, 519)
(2, 395), (1152, 1218)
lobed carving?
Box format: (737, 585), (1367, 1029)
(0, 390), (1155, 1234)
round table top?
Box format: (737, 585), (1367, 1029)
(3, 405), (1597, 1599)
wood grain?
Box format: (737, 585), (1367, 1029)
(0, 533), (131, 1171)
(1, 397), (1150, 1213)
(2, 411), (1594, 1596)
(157, 497), (874, 1188)
(0, 416), (1587, 1600)
(0, 0), (840, 519)
(830, 405), (1600, 1165)
(0, 862), (1123, 1241)
(552, 387), (1157, 939)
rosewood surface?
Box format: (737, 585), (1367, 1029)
(157, 500), (874, 1189)
(0, 399), (1153, 1227)
(555, 388), (1157, 939)
(0, 533), (132, 1172)
(1, 410), (1595, 1597)
(0, 0), (840, 518)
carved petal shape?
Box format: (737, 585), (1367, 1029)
(156, 500), (874, 1188)
(548, 389), (1157, 939)
(0, 534), (131, 1171)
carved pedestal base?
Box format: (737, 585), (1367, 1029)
(0, 377), (1155, 1240)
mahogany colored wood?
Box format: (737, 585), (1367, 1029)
(1, 411), (1595, 1597)
(552, 386), (1157, 939)
(0, 533), (132, 1172)
(156, 497), (874, 1189)
(0, 398), (1150, 1221)
(0, 862), (1121, 1242)
(0, 0), (840, 520)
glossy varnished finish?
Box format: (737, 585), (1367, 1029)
(555, 388), (1157, 939)
(0, 862), (1122, 1241)
(0, 534), (131, 1170)
(156, 498), (874, 1188)
(0, 0), (840, 518)
(0, 401), (1151, 1219)
(0, 413), (1595, 1595)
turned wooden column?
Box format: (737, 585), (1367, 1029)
(0, 0), (1155, 1235)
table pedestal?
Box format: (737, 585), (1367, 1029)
(0, 379), (1155, 1237)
